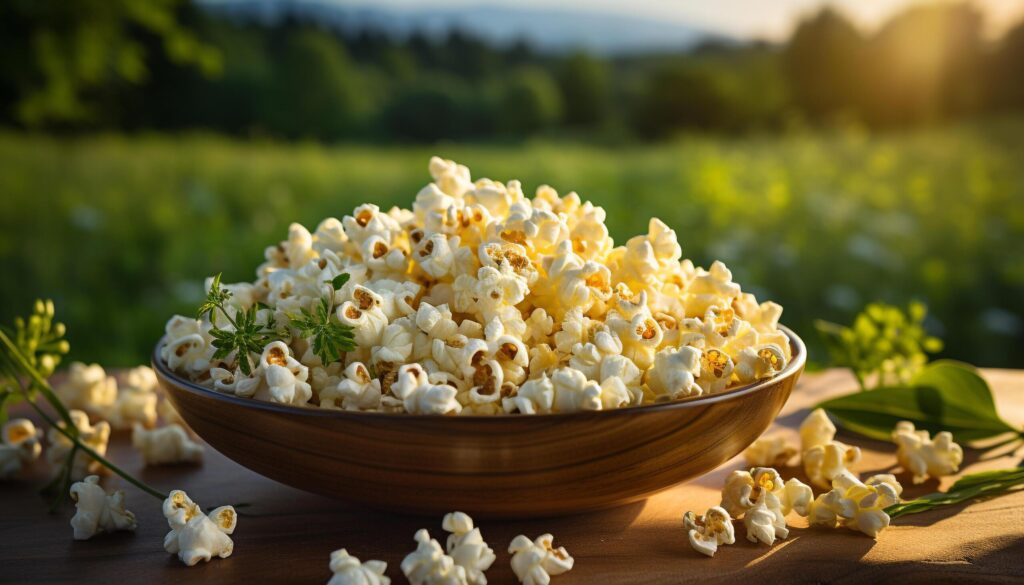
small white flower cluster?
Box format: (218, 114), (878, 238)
(162, 157), (791, 414)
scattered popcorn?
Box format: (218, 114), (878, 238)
(508, 533), (574, 585)
(103, 367), (160, 430)
(0, 418), (42, 479)
(132, 423), (204, 466)
(162, 157), (792, 414)
(69, 475), (137, 540)
(442, 512), (495, 585)
(743, 436), (798, 468)
(720, 467), (812, 546)
(891, 421), (964, 484)
(328, 549), (391, 585)
(803, 440), (862, 489)
(808, 471), (903, 538)
(799, 408), (835, 453)
(401, 528), (468, 585)
(46, 410), (111, 481)
(55, 362), (117, 416)
(163, 490), (236, 566)
(684, 506), (735, 557)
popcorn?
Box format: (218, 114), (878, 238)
(328, 549), (391, 585)
(322, 362), (382, 411)
(104, 384), (158, 430)
(392, 364), (462, 415)
(743, 436), (797, 468)
(0, 418), (42, 479)
(55, 362), (117, 416)
(799, 408), (836, 452)
(442, 512), (495, 585)
(720, 467), (812, 546)
(132, 423), (205, 466)
(803, 440), (862, 489)
(47, 410), (111, 481)
(401, 528), (468, 585)
(891, 421), (963, 484)
(69, 475), (137, 540)
(808, 471), (902, 538)
(508, 533), (574, 585)
(163, 490), (236, 566)
(162, 157), (791, 414)
(684, 506), (735, 557)
(646, 346), (702, 400)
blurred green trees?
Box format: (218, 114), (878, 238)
(4, 1), (1024, 140)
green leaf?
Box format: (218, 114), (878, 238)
(886, 467), (1024, 519)
(331, 273), (350, 291)
(818, 360), (1020, 444)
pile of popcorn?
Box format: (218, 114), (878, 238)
(162, 156), (792, 415)
(684, 410), (964, 558)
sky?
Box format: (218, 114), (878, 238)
(337, 0), (1024, 40)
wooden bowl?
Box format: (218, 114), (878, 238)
(153, 327), (805, 518)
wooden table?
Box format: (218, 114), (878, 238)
(2, 369), (1023, 584)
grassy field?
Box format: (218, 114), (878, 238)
(1, 123), (1022, 368)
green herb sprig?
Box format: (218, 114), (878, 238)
(0, 300), (167, 508)
(289, 273), (356, 365)
(199, 274), (287, 375)
(816, 301), (942, 391)
(886, 467), (1024, 519)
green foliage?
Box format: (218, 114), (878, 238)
(499, 67), (563, 135)
(200, 275), (286, 375)
(289, 298), (356, 367)
(0, 0), (220, 126)
(556, 52), (609, 128)
(886, 467), (1024, 519)
(288, 272), (355, 366)
(0, 299), (69, 422)
(817, 360), (1021, 444)
(816, 302), (942, 390)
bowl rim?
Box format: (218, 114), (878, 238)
(153, 325), (805, 421)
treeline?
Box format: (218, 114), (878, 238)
(3, 2), (1024, 141)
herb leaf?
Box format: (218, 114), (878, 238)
(886, 467), (1024, 519)
(208, 304), (283, 376)
(331, 273), (350, 291)
(818, 360), (1021, 444)
(289, 296), (355, 365)
(198, 273), (231, 325)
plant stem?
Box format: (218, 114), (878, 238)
(24, 396), (167, 501)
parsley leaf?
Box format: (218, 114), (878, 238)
(290, 296), (356, 366)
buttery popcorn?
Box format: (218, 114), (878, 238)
(47, 410), (111, 481)
(808, 471), (903, 538)
(799, 408), (860, 488)
(684, 506), (735, 557)
(442, 512), (495, 585)
(401, 528), (468, 585)
(508, 533), (574, 585)
(743, 436), (797, 468)
(55, 362), (117, 416)
(163, 490), (236, 566)
(720, 467), (812, 546)
(328, 549), (391, 585)
(69, 475), (137, 540)
(891, 421), (963, 484)
(0, 418), (42, 479)
(162, 157), (792, 414)
(132, 423), (205, 466)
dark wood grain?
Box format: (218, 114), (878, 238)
(153, 329), (805, 518)
(1, 369), (1023, 585)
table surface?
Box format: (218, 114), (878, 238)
(2, 368), (1023, 585)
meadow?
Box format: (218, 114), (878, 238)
(1, 121), (1022, 367)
